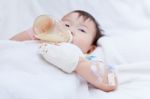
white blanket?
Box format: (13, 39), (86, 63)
(0, 40), (89, 99)
(0, 40), (150, 99)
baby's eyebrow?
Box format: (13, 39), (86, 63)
(61, 18), (71, 22)
(62, 18), (89, 30)
(79, 24), (88, 29)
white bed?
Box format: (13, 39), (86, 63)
(0, 0), (150, 99)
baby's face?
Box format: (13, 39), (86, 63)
(60, 12), (96, 53)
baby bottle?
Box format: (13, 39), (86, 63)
(33, 15), (73, 43)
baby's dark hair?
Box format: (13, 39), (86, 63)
(72, 10), (103, 45)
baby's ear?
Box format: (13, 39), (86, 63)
(87, 45), (96, 54)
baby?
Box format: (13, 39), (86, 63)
(10, 10), (117, 92)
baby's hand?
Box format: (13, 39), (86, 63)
(39, 43), (83, 73)
(39, 43), (48, 55)
(39, 43), (60, 55)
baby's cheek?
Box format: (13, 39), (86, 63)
(72, 37), (91, 53)
(79, 44), (90, 54)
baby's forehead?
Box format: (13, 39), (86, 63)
(62, 13), (94, 25)
(62, 12), (89, 21)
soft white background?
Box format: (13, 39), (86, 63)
(0, 0), (150, 39)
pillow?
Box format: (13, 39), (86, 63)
(97, 32), (150, 65)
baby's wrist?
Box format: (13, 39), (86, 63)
(25, 28), (37, 40)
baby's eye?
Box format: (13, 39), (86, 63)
(78, 29), (86, 33)
(65, 24), (70, 27)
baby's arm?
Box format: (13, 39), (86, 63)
(75, 57), (117, 92)
(39, 43), (117, 92)
(10, 28), (36, 41)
